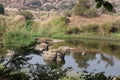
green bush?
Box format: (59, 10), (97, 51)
(49, 16), (70, 36)
(0, 3), (4, 15)
(19, 11), (33, 21)
(50, 16), (70, 27)
(73, 0), (98, 17)
(3, 28), (34, 50)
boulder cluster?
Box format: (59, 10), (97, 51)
(0, 0), (77, 11)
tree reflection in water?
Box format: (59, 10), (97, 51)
(72, 51), (114, 69)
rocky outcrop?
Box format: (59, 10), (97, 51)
(1, 0), (120, 12)
(43, 46), (71, 62)
(0, 0), (77, 11)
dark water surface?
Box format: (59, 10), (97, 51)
(1, 39), (120, 76)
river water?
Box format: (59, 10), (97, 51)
(1, 39), (120, 76)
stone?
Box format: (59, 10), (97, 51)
(35, 43), (49, 52)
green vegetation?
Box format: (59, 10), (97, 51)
(95, 0), (113, 11)
(73, 0), (98, 17)
(0, 3), (4, 15)
(3, 28), (34, 50)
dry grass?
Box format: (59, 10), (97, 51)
(68, 14), (120, 26)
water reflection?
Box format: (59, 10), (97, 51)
(1, 39), (120, 76)
(51, 39), (120, 76)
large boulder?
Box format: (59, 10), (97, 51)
(43, 47), (68, 62)
(43, 49), (57, 61)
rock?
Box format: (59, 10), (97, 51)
(43, 49), (57, 61)
(57, 46), (71, 53)
(35, 37), (52, 44)
(56, 52), (65, 61)
(43, 48), (66, 62)
(35, 43), (49, 52)
(6, 50), (15, 57)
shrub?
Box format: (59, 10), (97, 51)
(110, 19), (120, 33)
(83, 8), (98, 17)
(80, 24), (99, 32)
(19, 11), (33, 21)
(49, 16), (70, 36)
(66, 26), (80, 34)
(99, 22), (113, 35)
(73, 0), (98, 17)
(50, 16), (70, 27)
(3, 28), (34, 50)
(0, 3), (4, 15)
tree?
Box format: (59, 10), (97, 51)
(0, 3), (5, 15)
(95, 0), (113, 11)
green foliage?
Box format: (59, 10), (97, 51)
(19, 11), (33, 21)
(95, 0), (113, 11)
(50, 16), (70, 27)
(49, 16), (70, 36)
(81, 72), (113, 80)
(73, 0), (98, 17)
(3, 28), (34, 50)
(0, 3), (4, 15)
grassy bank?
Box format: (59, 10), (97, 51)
(38, 15), (120, 41)
(1, 14), (120, 50)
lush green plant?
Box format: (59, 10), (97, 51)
(3, 28), (34, 50)
(49, 16), (70, 36)
(19, 11), (33, 21)
(0, 3), (4, 15)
